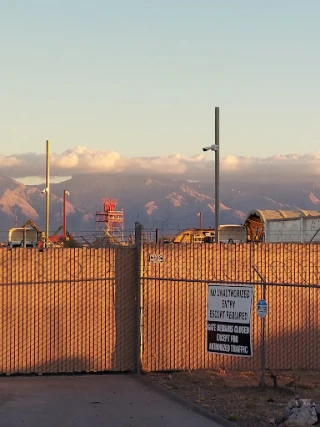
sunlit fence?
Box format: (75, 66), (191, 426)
(1, 230), (320, 376)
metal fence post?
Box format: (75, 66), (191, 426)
(252, 265), (267, 387)
(260, 281), (267, 387)
(135, 222), (143, 374)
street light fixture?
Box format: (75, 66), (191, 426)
(202, 107), (220, 244)
(202, 144), (218, 152)
(197, 212), (202, 229)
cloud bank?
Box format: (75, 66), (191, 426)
(1, 146), (320, 183)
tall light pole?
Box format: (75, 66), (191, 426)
(63, 190), (70, 239)
(215, 107), (220, 244)
(202, 107), (220, 244)
(45, 139), (50, 247)
(197, 212), (202, 229)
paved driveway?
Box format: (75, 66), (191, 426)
(0, 374), (223, 427)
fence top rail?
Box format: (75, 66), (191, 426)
(141, 276), (320, 289)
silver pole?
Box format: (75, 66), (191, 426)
(135, 222), (143, 374)
(215, 107), (220, 244)
(252, 265), (267, 387)
(45, 140), (50, 247)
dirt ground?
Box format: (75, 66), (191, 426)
(147, 370), (320, 427)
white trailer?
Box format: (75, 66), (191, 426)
(220, 225), (248, 243)
(265, 216), (320, 243)
(8, 227), (39, 248)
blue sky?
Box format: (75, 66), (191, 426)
(1, 0), (319, 161)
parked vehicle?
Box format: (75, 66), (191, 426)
(172, 225), (247, 244)
(8, 227), (39, 248)
(173, 228), (215, 243)
(8, 219), (42, 248)
(219, 224), (247, 243)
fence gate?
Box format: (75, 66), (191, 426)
(0, 247), (138, 375)
(140, 242), (320, 373)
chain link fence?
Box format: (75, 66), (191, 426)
(0, 247), (137, 374)
(2, 228), (320, 381)
(140, 241), (320, 383)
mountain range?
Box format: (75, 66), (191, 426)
(1, 173), (320, 241)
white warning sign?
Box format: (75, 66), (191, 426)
(207, 285), (254, 357)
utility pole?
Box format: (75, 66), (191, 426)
(45, 140), (50, 248)
(215, 107), (220, 244)
(198, 212), (202, 229)
(201, 107), (221, 244)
